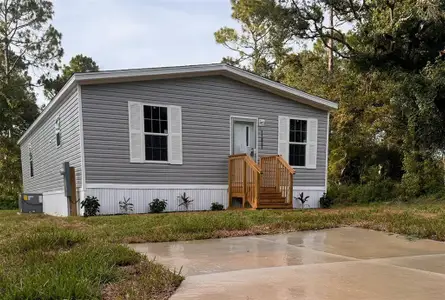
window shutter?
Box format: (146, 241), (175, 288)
(306, 118), (318, 169)
(278, 116), (289, 161)
(168, 105), (183, 165)
(128, 101), (143, 163)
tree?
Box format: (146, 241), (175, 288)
(0, 0), (63, 84)
(214, 0), (293, 78)
(43, 54), (99, 98)
(275, 0), (445, 72)
(0, 0), (62, 208)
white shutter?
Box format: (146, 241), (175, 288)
(128, 101), (143, 163)
(278, 116), (289, 162)
(168, 105), (183, 165)
(306, 118), (318, 169)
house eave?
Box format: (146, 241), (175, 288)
(17, 63), (337, 145)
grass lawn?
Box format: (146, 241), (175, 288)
(1, 202), (445, 299)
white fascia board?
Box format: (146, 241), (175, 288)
(17, 76), (77, 145)
(222, 65), (338, 111)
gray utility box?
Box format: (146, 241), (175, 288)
(19, 193), (43, 213)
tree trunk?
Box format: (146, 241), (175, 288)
(327, 4), (334, 73)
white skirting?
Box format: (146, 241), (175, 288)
(43, 190), (69, 216)
(85, 184), (228, 215)
(85, 184), (326, 214)
(292, 186), (326, 209)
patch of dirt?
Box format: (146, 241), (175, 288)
(102, 262), (183, 300)
(213, 225), (300, 238)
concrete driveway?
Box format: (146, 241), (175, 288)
(129, 228), (445, 299)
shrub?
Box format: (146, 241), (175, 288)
(0, 196), (18, 210)
(80, 196), (100, 217)
(119, 197), (134, 214)
(319, 193), (333, 208)
(295, 192), (310, 208)
(177, 192), (194, 211)
(327, 179), (398, 205)
(149, 198), (167, 213)
(210, 202), (224, 211)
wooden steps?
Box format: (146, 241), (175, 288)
(228, 154), (295, 210)
(257, 190), (292, 209)
(257, 203), (293, 209)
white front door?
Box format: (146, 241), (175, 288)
(232, 120), (256, 159)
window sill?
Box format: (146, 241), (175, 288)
(130, 160), (170, 164)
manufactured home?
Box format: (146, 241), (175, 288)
(18, 64), (337, 216)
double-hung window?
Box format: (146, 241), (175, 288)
(128, 101), (183, 164)
(289, 119), (307, 167)
(278, 116), (318, 169)
(143, 105), (168, 161)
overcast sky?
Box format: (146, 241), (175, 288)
(38, 0), (237, 104)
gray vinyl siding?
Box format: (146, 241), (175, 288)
(21, 87), (82, 193)
(82, 76), (328, 186)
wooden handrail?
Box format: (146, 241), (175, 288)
(229, 154), (261, 173)
(276, 155), (296, 174)
(228, 154), (261, 209)
(260, 155), (294, 204)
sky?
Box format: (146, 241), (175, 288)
(37, 0), (238, 104)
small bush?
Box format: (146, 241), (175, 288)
(295, 192), (310, 208)
(81, 196), (100, 217)
(210, 202), (224, 211)
(177, 193), (194, 211)
(119, 197), (134, 214)
(319, 193), (333, 208)
(149, 198), (167, 213)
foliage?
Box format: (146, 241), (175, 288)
(80, 196), (100, 217)
(0, 0), (63, 84)
(214, 0), (292, 78)
(210, 202), (224, 211)
(43, 54), (99, 98)
(149, 198), (167, 213)
(295, 192), (310, 208)
(177, 192), (194, 211)
(0, 196), (18, 210)
(119, 197), (134, 214)
(327, 180), (399, 205)
(0, 0), (62, 211)
(319, 193), (333, 209)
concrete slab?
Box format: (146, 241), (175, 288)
(171, 261), (445, 300)
(259, 227), (445, 259)
(130, 227), (445, 299)
(375, 253), (445, 275)
(129, 235), (353, 276)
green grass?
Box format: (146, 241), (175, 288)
(2, 203), (445, 299)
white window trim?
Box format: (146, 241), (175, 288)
(289, 117), (309, 169)
(279, 116), (317, 170)
(141, 103), (170, 164)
